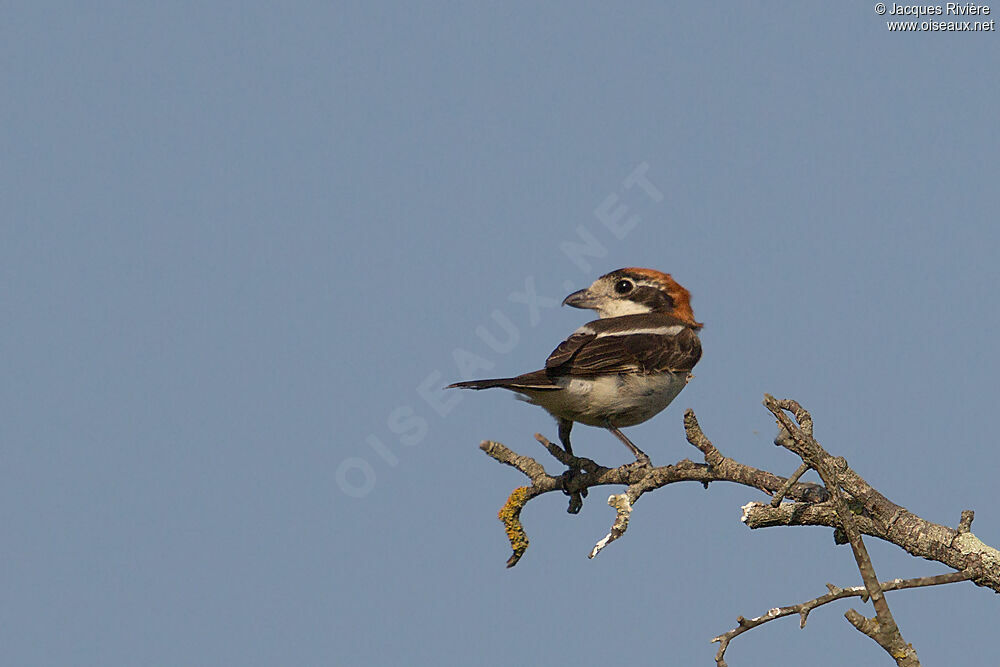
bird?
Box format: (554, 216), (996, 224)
(448, 268), (702, 465)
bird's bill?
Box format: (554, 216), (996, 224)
(562, 288), (599, 309)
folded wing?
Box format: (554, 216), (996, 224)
(545, 314), (701, 377)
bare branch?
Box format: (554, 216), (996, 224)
(473, 396), (1000, 662)
(478, 419), (828, 566)
(682, 410), (828, 503)
(712, 572), (972, 667)
(763, 395), (918, 665)
(480, 440), (552, 487)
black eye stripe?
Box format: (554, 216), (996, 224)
(630, 285), (674, 310)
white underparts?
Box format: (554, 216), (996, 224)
(517, 372), (688, 428)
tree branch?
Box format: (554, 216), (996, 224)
(764, 396), (917, 665)
(474, 396), (1000, 661)
(478, 413), (827, 566)
(711, 572), (972, 667)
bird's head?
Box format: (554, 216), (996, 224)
(562, 267), (702, 328)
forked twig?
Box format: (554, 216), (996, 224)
(712, 572), (973, 667)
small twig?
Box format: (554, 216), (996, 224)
(531, 433), (569, 466)
(479, 440), (551, 485)
(711, 572), (972, 667)
(683, 409), (724, 465)
(683, 410), (828, 502)
(958, 510), (975, 534)
(589, 493), (632, 558)
(770, 462), (810, 507)
(844, 608), (882, 641)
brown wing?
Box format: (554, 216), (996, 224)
(544, 330), (596, 369)
(545, 327), (701, 377)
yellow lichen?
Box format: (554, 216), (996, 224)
(498, 486), (532, 567)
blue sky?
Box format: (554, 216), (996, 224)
(2, 3), (998, 665)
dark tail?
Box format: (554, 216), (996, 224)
(447, 371), (561, 392)
(446, 378), (516, 390)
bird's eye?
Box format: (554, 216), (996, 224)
(614, 279), (633, 294)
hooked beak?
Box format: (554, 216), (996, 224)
(562, 288), (598, 310)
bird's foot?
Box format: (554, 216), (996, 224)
(559, 467), (588, 514)
(623, 454), (653, 473)
(559, 467), (589, 497)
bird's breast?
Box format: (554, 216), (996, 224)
(520, 372), (689, 427)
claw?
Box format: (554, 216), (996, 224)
(560, 467), (588, 496)
(560, 467), (588, 514)
(623, 454), (653, 473)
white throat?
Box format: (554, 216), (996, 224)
(595, 300), (653, 318)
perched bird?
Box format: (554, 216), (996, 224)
(448, 268), (702, 464)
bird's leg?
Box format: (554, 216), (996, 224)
(558, 418), (574, 456)
(557, 418), (587, 504)
(604, 420), (652, 467)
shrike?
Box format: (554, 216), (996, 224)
(449, 268), (702, 464)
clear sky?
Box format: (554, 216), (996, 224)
(2, 3), (998, 665)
